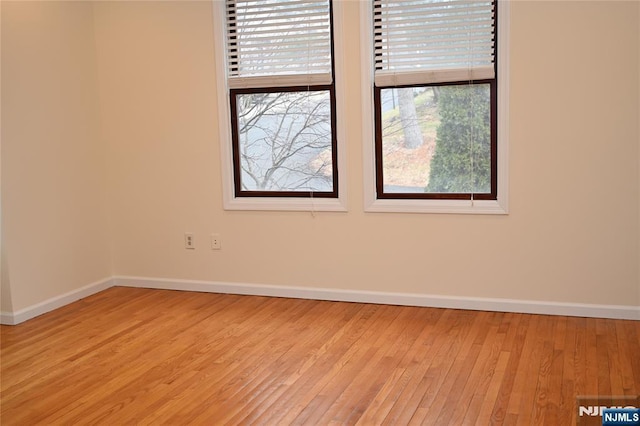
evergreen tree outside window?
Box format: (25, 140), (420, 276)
(373, 0), (498, 200)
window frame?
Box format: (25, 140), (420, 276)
(229, 85), (339, 198)
(212, 0), (348, 211)
(361, 0), (510, 214)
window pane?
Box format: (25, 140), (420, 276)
(373, 0), (496, 83)
(227, 0), (332, 80)
(380, 84), (491, 194)
(236, 90), (333, 192)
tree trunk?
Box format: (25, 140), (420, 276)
(397, 88), (423, 149)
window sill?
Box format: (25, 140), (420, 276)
(223, 196), (347, 212)
(364, 198), (508, 215)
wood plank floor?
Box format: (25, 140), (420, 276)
(1, 287), (639, 425)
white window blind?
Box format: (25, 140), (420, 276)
(374, 0), (495, 86)
(226, 0), (332, 89)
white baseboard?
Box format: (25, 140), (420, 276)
(2, 276), (637, 325)
(114, 276), (640, 321)
(0, 277), (114, 325)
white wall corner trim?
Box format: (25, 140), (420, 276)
(0, 277), (114, 325)
(2, 276), (637, 325)
(114, 276), (640, 321)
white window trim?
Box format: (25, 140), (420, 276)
(360, 0), (510, 215)
(212, 0), (348, 212)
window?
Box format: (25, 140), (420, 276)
(362, 0), (509, 214)
(213, 0), (347, 211)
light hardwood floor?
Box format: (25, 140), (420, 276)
(1, 287), (638, 425)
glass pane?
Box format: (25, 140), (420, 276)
(229, 0), (332, 78)
(380, 84), (491, 194)
(236, 90), (333, 192)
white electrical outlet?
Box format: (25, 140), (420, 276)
(184, 232), (195, 249)
(211, 233), (221, 250)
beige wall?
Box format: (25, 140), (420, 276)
(1, 1), (112, 312)
(506, 0), (639, 306)
(1, 0), (638, 314)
